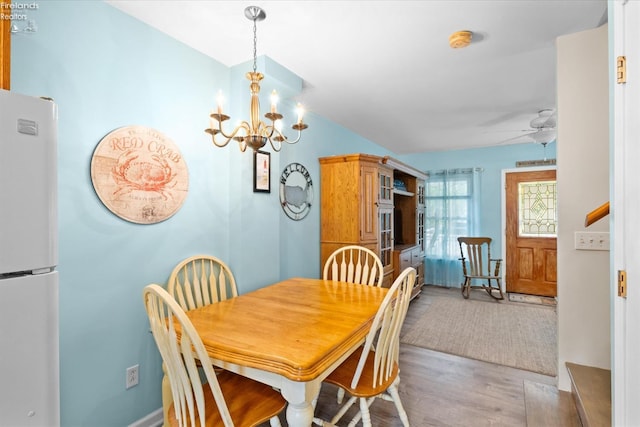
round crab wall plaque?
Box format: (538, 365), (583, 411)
(279, 162), (313, 221)
(90, 126), (189, 224)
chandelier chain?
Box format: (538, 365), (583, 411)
(252, 17), (258, 73)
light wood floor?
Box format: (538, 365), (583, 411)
(265, 286), (579, 426)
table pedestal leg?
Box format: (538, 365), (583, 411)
(280, 380), (321, 427)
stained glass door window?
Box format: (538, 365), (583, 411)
(518, 180), (557, 237)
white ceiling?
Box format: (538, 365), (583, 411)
(106, 0), (607, 154)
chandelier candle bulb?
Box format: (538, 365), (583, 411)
(296, 103), (304, 124)
(270, 90), (278, 113)
(216, 91), (224, 115)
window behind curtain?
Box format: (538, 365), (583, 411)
(424, 168), (482, 287)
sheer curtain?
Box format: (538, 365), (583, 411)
(424, 168), (483, 288)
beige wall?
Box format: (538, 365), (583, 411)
(556, 24), (610, 391)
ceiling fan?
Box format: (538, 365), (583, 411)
(498, 109), (557, 145)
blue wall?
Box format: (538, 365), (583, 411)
(10, 2), (553, 425)
(10, 2), (391, 425)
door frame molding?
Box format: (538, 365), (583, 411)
(500, 165), (558, 294)
(1, 6), (10, 90)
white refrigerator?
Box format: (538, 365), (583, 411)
(0, 89), (59, 426)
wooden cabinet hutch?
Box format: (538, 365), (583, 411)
(319, 153), (427, 299)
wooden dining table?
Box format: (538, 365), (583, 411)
(166, 276), (388, 427)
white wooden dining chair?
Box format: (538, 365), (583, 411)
(143, 284), (286, 427)
(323, 245), (384, 287)
(323, 245), (385, 404)
(167, 254), (238, 311)
(313, 267), (416, 427)
(164, 255), (239, 425)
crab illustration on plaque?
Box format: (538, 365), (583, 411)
(91, 126), (189, 224)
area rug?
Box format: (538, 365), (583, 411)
(401, 297), (557, 376)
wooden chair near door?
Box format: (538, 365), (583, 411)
(313, 267), (417, 427)
(457, 237), (504, 300)
(143, 284), (286, 427)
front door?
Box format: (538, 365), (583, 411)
(505, 169), (557, 297)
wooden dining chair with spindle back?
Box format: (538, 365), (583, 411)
(143, 284), (286, 427)
(323, 245), (384, 287)
(323, 245), (385, 404)
(167, 254), (238, 311)
(163, 255), (239, 425)
(313, 267), (417, 427)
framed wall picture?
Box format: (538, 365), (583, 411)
(253, 150), (270, 193)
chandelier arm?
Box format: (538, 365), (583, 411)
(268, 138), (282, 152)
(218, 121), (251, 140)
(206, 121), (251, 147)
(270, 126), (303, 145)
(205, 129), (232, 148)
(210, 135), (232, 148)
(261, 121), (277, 139)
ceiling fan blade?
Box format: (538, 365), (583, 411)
(497, 132), (536, 144)
(482, 129), (532, 134)
(492, 109), (558, 144)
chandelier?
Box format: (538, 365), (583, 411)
(205, 6), (308, 152)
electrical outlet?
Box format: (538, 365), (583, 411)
(126, 364), (139, 389)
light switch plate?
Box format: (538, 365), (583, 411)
(575, 231), (610, 251)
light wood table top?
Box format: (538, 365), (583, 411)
(186, 276), (388, 381)
(179, 277), (388, 427)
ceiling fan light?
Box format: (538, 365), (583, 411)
(530, 129), (556, 144)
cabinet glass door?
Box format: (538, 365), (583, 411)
(417, 180), (425, 205)
(416, 180), (426, 254)
(379, 169), (393, 205)
(417, 209), (425, 254)
(379, 206), (393, 269)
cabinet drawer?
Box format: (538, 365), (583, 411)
(393, 244), (422, 281)
(399, 251), (412, 269)
(410, 247), (422, 266)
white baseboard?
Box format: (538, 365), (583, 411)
(128, 408), (163, 427)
